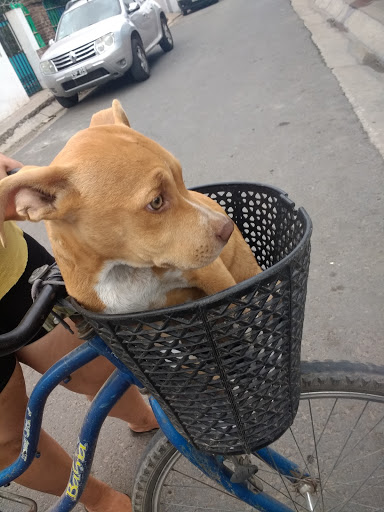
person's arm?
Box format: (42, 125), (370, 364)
(0, 153), (22, 180)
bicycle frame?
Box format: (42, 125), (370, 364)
(0, 334), (306, 512)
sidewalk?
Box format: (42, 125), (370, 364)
(0, 12), (182, 156)
(0, 89), (62, 155)
(314, 0), (384, 65)
(292, 0), (384, 158)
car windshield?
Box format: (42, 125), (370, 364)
(56, 0), (121, 40)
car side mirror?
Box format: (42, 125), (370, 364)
(48, 39), (54, 46)
(127, 1), (140, 14)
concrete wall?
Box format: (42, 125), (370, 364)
(6, 8), (45, 86)
(157, 0), (181, 13)
(23, 0), (55, 45)
(0, 42), (29, 122)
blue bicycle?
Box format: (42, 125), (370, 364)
(1, 183), (383, 512)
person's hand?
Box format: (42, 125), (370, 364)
(0, 153), (22, 180)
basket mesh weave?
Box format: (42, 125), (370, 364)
(72, 183), (312, 455)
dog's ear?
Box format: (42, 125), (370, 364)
(89, 99), (131, 128)
(0, 165), (72, 247)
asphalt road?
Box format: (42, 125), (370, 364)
(6, 0), (384, 509)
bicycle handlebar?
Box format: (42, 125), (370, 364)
(6, 168), (21, 175)
(0, 279), (66, 356)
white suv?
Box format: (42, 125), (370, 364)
(40, 0), (173, 108)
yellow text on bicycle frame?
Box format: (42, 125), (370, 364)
(66, 441), (87, 501)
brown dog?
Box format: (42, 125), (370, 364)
(0, 100), (261, 314)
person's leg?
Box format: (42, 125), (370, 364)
(5, 232), (156, 432)
(17, 322), (158, 432)
(0, 361), (131, 512)
(0, 230), (151, 511)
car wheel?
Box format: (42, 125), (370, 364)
(130, 37), (150, 82)
(159, 17), (173, 52)
(54, 94), (78, 108)
(181, 8), (188, 15)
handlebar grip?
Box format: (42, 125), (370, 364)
(6, 168), (21, 176)
(0, 262), (67, 356)
(0, 283), (64, 356)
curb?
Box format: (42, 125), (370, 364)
(314, 0), (384, 62)
(167, 12), (182, 27)
(1, 11), (182, 153)
(292, 0), (384, 158)
(0, 93), (56, 147)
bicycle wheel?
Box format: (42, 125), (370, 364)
(132, 361), (384, 512)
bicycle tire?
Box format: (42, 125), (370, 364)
(132, 360), (384, 512)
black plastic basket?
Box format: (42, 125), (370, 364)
(71, 183), (312, 455)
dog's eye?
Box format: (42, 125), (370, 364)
(149, 195), (163, 211)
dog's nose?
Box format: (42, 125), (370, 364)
(216, 218), (234, 243)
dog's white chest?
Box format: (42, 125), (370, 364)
(95, 262), (188, 314)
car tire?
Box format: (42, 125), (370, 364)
(181, 9), (188, 15)
(159, 17), (173, 52)
(130, 37), (150, 82)
(54, 94), (78, 108)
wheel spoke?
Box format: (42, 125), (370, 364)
(322, 401), (369, 490)
(343, 501), (384, 511)
(327, 457), (384, 512)
(334, 412), (384, 469)
(308, 400), (325, 511)
(307, 398), (338, 464)
(338, 446), (384, 465)
(133, 364), (384, 512)
(326, 474), (384, 488)
(169, 468), (236, 498)
(160, 504), (247, 511)
(261, 448), (301, 512)
(255, 474), (309, 511)
(289, 424), (312, 477)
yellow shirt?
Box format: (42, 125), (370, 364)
(0, 222), (28, 300)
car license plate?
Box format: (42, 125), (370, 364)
(71, 66), (87, 79)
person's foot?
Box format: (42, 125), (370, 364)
(84, 488), (132, 512)
(128, 412), (159, 433)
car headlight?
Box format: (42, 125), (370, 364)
(40, 60), (56, 75)
(95, 33), (115, 55)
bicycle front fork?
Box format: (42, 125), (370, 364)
(0, 334), (312, 512)
(150, 396), (307, 512)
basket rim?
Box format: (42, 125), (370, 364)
(70, 182), (312, 322)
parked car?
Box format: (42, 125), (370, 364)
(40, 0), (173, 108)
(177, 0), (218, 16)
